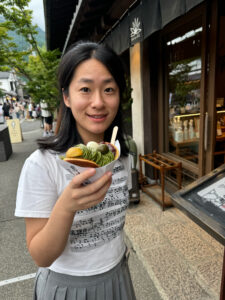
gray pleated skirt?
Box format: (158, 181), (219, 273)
(33, 252), (136, 300)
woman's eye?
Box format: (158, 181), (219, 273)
(105, 87), (114, 93)
(80, 87), (90, 92)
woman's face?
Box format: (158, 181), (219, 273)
(63, 58), (120, 144)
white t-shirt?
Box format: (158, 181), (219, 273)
(40, 101), (51, 117)
(28, 103), (33, 112)
(15, 149), (131, 276)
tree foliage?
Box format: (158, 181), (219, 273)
(0, 0), (60, 111)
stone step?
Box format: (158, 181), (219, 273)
(125, 190), (224, 300)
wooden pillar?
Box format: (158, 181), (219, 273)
(130, 43), (144, 168)
(205, 0), (219, 173)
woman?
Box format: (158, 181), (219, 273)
(15, 41), (136, 300)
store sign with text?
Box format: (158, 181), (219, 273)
(7, 119), (23, 143)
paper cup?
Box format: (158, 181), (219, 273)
(57, 140), (120, 183)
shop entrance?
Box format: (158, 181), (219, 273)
(161, 8), (207, 186)
(165, 20), (202, 166)
(157, 1), (224, 186)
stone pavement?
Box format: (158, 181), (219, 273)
(0, 118), (224, 299)
(125, 191), (224, 300)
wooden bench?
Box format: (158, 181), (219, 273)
(139, 151), (182, 210)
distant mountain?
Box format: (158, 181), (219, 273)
(0, 15), (45, 51)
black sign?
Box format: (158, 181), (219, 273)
(172, 164), (225, 245)
(129, 5), (143, 46)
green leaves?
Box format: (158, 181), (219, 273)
(25, 47), (60, 110)
(0, 0), (61, 110)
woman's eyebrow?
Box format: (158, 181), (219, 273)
(104, 78), (115, 83)
(77, 77), (115, 83)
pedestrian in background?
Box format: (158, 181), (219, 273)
(3, 100), (10, 120)
(15, 41), (135, 300)
(40, 100), (54, 136)
(32, 104), (38, 119)
(39, 102), (44, 128)
(28, 102), (33, 119)
(19, 102), (25, 119)
(15, 103), (20, 119)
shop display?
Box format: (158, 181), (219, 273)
(169, 109), (225, 167)
(169, 112), (200, 163)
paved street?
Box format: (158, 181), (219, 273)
(0, 120), (41, 299)
(0, 119), (161, 300)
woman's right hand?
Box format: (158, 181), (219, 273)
(57, 168), (112, 213)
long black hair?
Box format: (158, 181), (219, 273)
(37, 41), (129, 155)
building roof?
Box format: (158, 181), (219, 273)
(44, 0), (136, 52)
(0, 72), (10, 79)
(44, 0), (205, 54)
(43, 0), (78, 52)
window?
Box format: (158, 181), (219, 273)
(165, 21), (202, 164)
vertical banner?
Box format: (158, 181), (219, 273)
(129, 4), (144, 46)
(7, 119), (23, 143)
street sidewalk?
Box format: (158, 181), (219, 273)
(125, 191), (224, 300)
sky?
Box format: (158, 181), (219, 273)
(28, 0), (45, 31)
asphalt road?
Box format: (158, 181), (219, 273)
(0, 119), (162, 300)
(0, 119), (41, 299)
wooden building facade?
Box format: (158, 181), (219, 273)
(44, 0), (225, 189)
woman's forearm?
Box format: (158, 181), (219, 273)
(28, 201), (75, 267)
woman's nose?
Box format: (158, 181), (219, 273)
(91, 91), (104, 109)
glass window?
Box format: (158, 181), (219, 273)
(166, 23), (202, 164)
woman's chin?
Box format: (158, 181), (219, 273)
(88, 124), (109, 135)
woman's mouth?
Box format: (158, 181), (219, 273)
(87, 114), (107, 122)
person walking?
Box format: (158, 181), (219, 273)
(2, 100), (10, 120)
(28, 102), (33, 119)
(15, 103), (21, 119)
(15, 41), (135, 300)
(40, 100), (54, 136)
(19, 101), (25, 119)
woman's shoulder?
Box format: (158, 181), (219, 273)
(26, 149), (60, 168)
(21, 149), (63, 184)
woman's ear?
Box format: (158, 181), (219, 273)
(63, 91), (70, 108)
